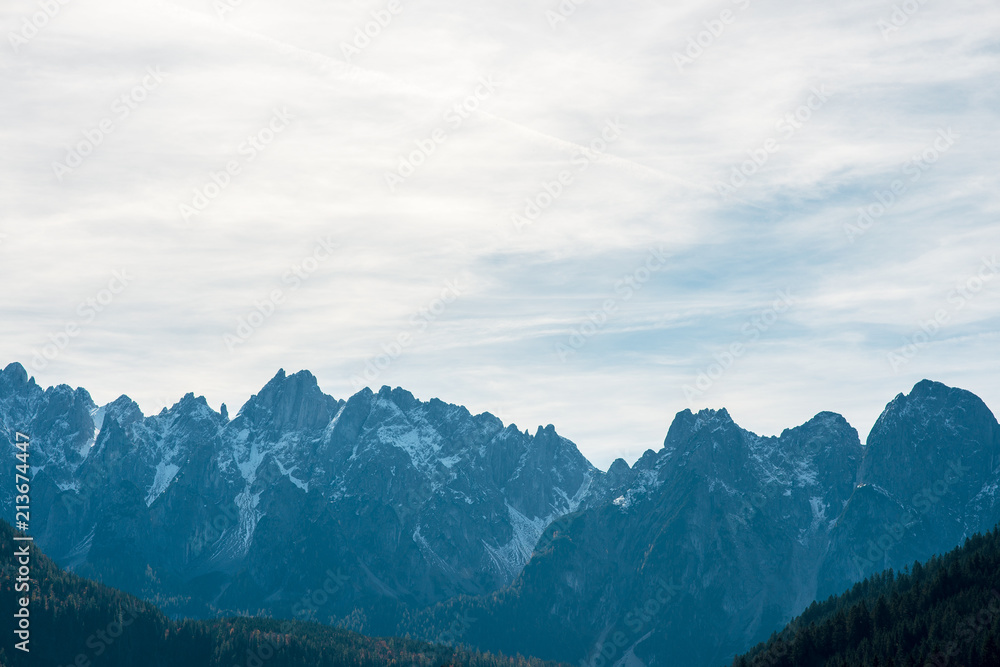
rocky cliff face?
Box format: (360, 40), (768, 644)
(0, 363), (609, 631)
(407, 408), (865, 666)
(819, 379), (1000, 598)
(4, 363), (999, 667)
(403, 382), (1000, 667)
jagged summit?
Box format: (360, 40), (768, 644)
(858, 378), (1000, 513)
(784, 410), (853, 431)
(607, 457), (630, 475)
(877, 379), (994, 427)
(910, 377), (967, 397)
(3, 362), (999, 667)
(104, 394), (144, 426)
(0, 361), (611, 629)
(426, 382), (1000, 667)
(237, 368), (340, 433)
(666, 406), (735, 433)
(1, 361), (29, 387)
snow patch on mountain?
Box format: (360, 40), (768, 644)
(146, 461), (180, 506)
(81, 404), (107, 458)
(795, 460), (819, 487)
(440, 454), (462, 469)
(562, 470), (594, 513)
(614, 469), (662, 511)
(481, 504), (554, 579)
(381, 423), (443, 467)
(234, 440), (267, 483)
(809, 496), (828, 531)
(234, 488), (263, 554)
(62, 525), (96, 570)
(273, 457), (308, 491)
(323, 403), (347, 435)
(414, 524), (455, 575)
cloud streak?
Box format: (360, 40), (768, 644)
(2, 0), (999, 469)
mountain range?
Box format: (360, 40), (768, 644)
(2, 361), (999, 666)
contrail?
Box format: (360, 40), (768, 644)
(146, 0), (757, 207)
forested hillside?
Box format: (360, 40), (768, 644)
(732, 525), (1000, 667)
(0, 519), (561, 667)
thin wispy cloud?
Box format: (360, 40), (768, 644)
(2, 0), (999, 469)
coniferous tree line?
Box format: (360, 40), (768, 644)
(731, 524), (1000, 667)
(0, 520), (564, 667)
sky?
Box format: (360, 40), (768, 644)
(2, 0), (999, 470)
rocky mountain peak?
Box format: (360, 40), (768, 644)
(0, 363), (42, 417)
(875, 379), (991, 429)
(8, 363), (1000, 667)
(664, 407), (736, 445)
(860, 380), (1000, 497)
(104, 395), (144, 428)
(778, 411), (861, 457)
(236, 368), (340, 432)
(1, 362), (30, 390)
(376, 385), (423, 412)
(607, 457), (630, 477)
(660, 406), (747, 476)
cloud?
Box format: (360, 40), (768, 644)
(1, 0), (999, 469)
